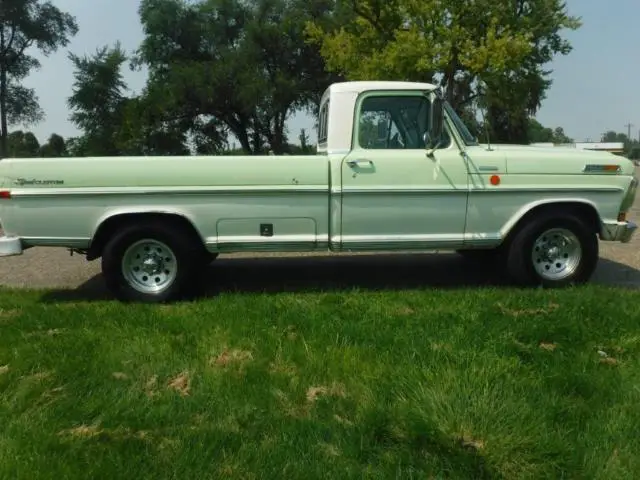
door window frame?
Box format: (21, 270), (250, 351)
(351, 90), (456, 152)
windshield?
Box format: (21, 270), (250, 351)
(444, 102), (478, 146)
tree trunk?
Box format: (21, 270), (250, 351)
(0, 30), (7, 160)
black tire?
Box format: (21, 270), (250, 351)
(505, 212), (599, 287)
(101, 220), (206, 303)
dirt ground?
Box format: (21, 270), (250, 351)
(1, 174), (640, 299)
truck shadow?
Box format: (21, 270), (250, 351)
(39, 252), (640, 303)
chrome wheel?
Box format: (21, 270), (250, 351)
(121, 239), (178, 294)
(531, 228), (582, 281)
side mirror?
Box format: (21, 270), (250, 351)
(427, 97), (444, 149)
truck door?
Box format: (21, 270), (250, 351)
(339, 90), (469, 250)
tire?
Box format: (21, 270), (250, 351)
(101, 220), (206, 303)
(505, 212), (599, 287)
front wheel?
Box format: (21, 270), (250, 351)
(506, 213), (599, 287)
(101, 221), (204, 303)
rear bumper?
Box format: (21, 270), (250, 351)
(0, 235), (23, 256)
(600, 220), (638, 243)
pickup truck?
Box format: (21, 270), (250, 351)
(0, 81), (637, 303)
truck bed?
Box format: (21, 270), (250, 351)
(0, 154), (332, 253)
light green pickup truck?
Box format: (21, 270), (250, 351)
(0, 81), (637, 302)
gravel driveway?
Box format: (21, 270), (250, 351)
(1, 175), (639, 298)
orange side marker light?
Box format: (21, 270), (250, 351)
(490, 175), (501, 186)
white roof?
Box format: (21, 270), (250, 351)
(575, 142), (624, 149)
(327, 81), (438, 94)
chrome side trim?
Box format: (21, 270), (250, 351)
(336, 233), (502, 250)
(9, 185), (329, 198)
(331, 187), (623, 195)
(206, 233), (503, 252)
(9, 185), (624, 198)
(469, 187), (624, 193)
(20, 237), (91, 248)
(209, 235), (325, 252)
(341, 187), (467, 194)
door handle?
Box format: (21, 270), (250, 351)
(347, 159), (373, 168)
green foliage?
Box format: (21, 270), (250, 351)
(0, 0), (78, 157)
(2, 83), (44, 128)
(7, 130), (40, 157)
(135, 0), (339, 154)
(601, 130), (640, 158)
(293, 128), (318, 154)
(306, 0), (581, 144)
(528, 118), (574, 144)
(115, 96), (191, 156)
(6, 130), (68, 157)
(39, 133), (68, 157)
(67, 44), (129, 156)
(66, 43), (190, 157)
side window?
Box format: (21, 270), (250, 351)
(357, 95), (450, 150)
(318, 100), (329, 144)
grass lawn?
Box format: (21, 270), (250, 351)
(0, 285), (639, 479)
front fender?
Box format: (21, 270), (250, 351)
(499, 198), (603, 240)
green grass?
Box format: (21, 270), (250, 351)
(1, 285), (639, 479)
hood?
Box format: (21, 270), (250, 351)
(472, 143), (633, 176)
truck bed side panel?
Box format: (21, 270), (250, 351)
(0, 155), (331, 252)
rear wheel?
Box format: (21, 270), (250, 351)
(506, 213), (598, 287)
(101, 221), (205, 303)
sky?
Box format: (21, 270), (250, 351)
(21, 0), (640, 146)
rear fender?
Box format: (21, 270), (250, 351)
(87, 207), (205, 260)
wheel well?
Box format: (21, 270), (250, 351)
(504, 202), (601, 245)
(86, 212), (206, 261)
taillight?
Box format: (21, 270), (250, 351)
(0, 191), (10, 199)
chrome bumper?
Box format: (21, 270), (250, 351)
(0, 235), (23, 256)
(600, 220), (638, 243)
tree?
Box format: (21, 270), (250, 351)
(7, 130), (39, 157)
(527, 119), (573, 144)
(0, 0), (78, 158)
(134, 0), (340, 155)
(67, 43), (129, 156)
(306, 0), (580, 143)
(552, 127), (573, 144)
(298, 128), (313, 153)
(39, 133), (67, 157)
(67, 43), (192, 157)
(115, 95), (192, 156)
(601, 131), (639, 157)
